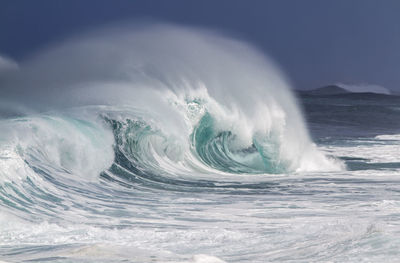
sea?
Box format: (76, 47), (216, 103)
(1, 25), (400, 263)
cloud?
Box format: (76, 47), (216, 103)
(0, 55), (18, 72)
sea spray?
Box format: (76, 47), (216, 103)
(0, 24), (342, 175)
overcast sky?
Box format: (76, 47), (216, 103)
(1, 0), (400, 90)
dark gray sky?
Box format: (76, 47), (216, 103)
(1, 0), (400, 90)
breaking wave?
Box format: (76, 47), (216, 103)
(0, 24), (342, 191)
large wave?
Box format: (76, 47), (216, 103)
(0, 24), (342, 188)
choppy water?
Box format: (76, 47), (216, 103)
(1, 25), (400, 262)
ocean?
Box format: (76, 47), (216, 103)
(1, 25), (400, 262)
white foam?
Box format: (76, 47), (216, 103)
(320, 135), (400, 164)
(0, 114), (115, 182)
(375, 134), (400, 141)
(179, 255), (227, 263)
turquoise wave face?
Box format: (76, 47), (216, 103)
(191, 112), (287, 174)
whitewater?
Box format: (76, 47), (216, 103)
(1, 25), (400, 262)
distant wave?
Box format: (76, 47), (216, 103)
(336, 83), (391, 95)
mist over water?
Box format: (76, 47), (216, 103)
(1, 24), (399, 262)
